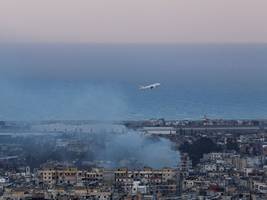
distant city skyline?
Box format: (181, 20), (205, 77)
(1, 0), (267, 43)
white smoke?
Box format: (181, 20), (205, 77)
(87, 127), (180, 169)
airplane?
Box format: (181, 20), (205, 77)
(139, 83), (161, 90)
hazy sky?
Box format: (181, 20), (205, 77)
(1, 0), (267, 43)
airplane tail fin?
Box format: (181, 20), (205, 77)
(139, 85), (145, 90)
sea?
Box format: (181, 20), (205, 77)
(0, 44), (267, 121)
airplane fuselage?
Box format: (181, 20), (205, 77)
(140, 83), (161, 90)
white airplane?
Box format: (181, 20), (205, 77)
(139, 83), (161, 90)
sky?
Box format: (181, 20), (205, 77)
(1, 1), (267, 120)
(1, 0), (267, 43)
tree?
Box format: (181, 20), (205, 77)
(180, 137), (221, 166)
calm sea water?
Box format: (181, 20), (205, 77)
(0, 44), (267, 120)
